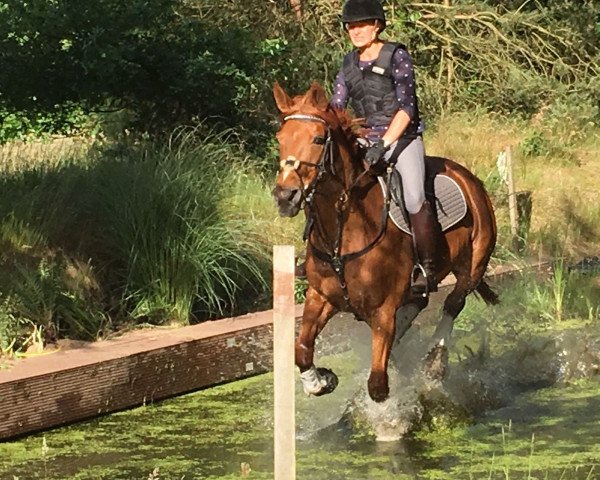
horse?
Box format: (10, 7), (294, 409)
(272, 82), (498, 403)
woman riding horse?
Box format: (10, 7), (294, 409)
(271, 1), (498, 404)
(333, 0), (437, 296)
(273, 81), (498, 402)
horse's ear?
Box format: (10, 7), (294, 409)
(304, 82), (329, 111)
(273, 82), (294, 113)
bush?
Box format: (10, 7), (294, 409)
(0, 128), (276, 352)
(2, 0), (598, 156)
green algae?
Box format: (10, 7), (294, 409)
(2, 272), (600, 479)
(1, 374), (274, 479)
(5, 376), (599, 479)
(415, 379), (600, 479)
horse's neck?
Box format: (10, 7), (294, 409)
(332, 130), (364, 190)
(309, 131), (381, 250)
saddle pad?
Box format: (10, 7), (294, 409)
(378, 173), (467, 235)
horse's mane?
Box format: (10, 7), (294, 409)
(332, 108), (358, 142)
(282, 83), (361, 157)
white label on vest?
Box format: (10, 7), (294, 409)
(372, 66), (385, 75)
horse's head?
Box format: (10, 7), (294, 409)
(272, 82), (335, 217)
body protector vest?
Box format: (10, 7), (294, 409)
(342, 42), (420, 139)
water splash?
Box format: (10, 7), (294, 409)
(346, 367), (424, 441)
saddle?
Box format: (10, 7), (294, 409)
(378, 169), (468, 235)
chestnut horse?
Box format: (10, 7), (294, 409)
(272, 82), (498, 402)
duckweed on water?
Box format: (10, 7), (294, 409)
(416, 379), (600, 479)
(3, 376), (600, 479)
(1, 375), (275, 479)
(2, 272), (600, 479)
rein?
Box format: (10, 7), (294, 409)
(281, 113), (394, 308)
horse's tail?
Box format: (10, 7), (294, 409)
(475, 280), (499, 305)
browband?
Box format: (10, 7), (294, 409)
(283, 114), (328, 125)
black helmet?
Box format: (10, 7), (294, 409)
(341, 0), (386, 31)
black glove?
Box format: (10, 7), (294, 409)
(365, 140), (389, 168)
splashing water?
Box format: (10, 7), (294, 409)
(295, 313), (453, 442)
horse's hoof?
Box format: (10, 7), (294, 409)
(423, 342), (449, 380)
(368, 386), (389, 403)
(313, 368), (338, 396)
(367, 373), (389, 402)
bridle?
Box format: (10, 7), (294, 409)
(278, 112), (393, 310)
(279, 112), (374, 210)
(279, 113), (335, 206)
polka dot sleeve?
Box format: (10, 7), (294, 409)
(392, 48), (417, 121)
(330, 69), (348, 110)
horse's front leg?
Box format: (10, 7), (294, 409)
(368, 306), (396, 402)
(296, 287), (339, 396)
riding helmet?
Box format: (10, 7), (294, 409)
(341, 0), (386, 31)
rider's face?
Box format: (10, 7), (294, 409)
(346, 20), (379, 48)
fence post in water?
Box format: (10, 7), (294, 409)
(273, 245), (296, 480)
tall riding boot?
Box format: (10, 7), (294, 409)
(409, 200), (438, 296)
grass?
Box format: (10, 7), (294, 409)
(73, 129), (272, 322)
(0, 112), (597, 354)
(454, 266), (600, 345)
(0, 127), (285, 354)
(0, 136), (96, 173)
(425, 112), (600, 259)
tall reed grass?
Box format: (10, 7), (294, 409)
(76, 128), (272, 322)
(0, 128), (281, 353)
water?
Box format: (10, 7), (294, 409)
(2, 291), (600, 479)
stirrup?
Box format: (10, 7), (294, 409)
(411, 263), (429, 297)
(411, 263), (437, 297)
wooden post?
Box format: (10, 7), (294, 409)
(273, 245), (296, 480)
(505, 145), (519, 249)
(289, 0), (302, 21)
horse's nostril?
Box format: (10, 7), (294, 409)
(274, 187), (298, 202)
(285, 189), (299, 201)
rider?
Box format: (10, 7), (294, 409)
(331, 0), (438, 295)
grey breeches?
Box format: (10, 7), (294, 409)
(383, 136), (426, 214)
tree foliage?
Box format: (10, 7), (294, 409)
(0, 0), (269, 139)
(0, 0), (598, 144)
(394, 0), (600, 116)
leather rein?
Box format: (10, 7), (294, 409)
(281, 113), (394, 308)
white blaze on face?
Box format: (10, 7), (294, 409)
(280, 156), (300, 182)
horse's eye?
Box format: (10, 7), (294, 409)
(313, 136), (326, 145)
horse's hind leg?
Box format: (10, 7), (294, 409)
(424, 273), (471, 379)
(296, 287), (338, 396)
(424, 240), (496, 378)
(394, 296), (429, 347)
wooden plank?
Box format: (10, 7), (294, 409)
(0, 306), (303, 441)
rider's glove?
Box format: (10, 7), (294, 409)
(365, 140), (389, 168)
